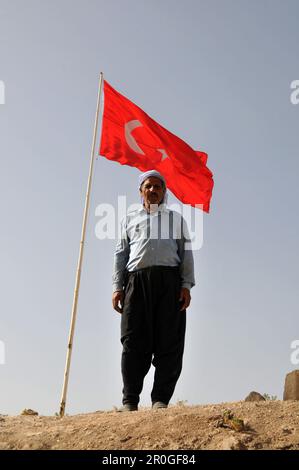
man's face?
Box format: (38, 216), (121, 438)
(140, 176), (166, 207)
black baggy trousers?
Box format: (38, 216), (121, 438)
(120, 265), (186, 406)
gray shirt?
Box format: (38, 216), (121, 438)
(112, 203), (195, 292)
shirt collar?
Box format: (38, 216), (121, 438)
(138, 203), (168, 214)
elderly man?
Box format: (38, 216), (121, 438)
(112, 170), (195, 411)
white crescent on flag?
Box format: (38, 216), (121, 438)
(124, 120), (145, 155)
(125, 120), (169, 161)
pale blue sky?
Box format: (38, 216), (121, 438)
(1, 0), (299, 415)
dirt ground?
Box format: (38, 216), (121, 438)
(1, 400), (299, 450)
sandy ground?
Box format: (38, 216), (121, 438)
(1, 400), (299, 450)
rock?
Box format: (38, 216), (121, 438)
(21, 409), (39, 416)
(220, 436), (247, 450)
(281, 426), (293, 435)
(283, 370), (299, 400)
(119, 436), (132, 443)
(21, 441), (46, 450)
(0, 442), (9, 450)
(243, 419), (250, 429)
(245, 391), (266, 402)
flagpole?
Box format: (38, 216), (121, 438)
(59, 72), (104, 418)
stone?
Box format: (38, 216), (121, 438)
(281, 426), (293, 435)
(220, 436), (247, 450)
(283, 370), (299, 400)
(245, 391), (266, 402)
(21, 409), (39, 416)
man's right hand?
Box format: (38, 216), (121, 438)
(112, 290), (125, 314)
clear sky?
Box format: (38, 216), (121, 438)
(1, 0), (299, 415)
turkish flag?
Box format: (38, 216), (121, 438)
(99, 80), (214, 212)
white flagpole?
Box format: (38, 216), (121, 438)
(59, 72), (104, 417)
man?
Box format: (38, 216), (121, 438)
(112, 170), (195, 411)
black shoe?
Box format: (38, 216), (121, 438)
(152, 401), (168, 409)
(117, 403), (138, 412)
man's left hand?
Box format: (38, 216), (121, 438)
(179, 287), (191, 311)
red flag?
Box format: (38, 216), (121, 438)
(99, 80), (214, 212)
